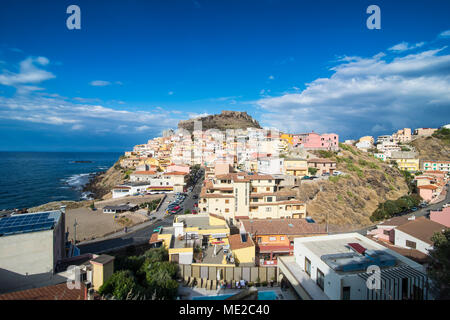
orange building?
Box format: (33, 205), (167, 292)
(240, 218), (326, 266)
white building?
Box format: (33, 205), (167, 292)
(0, 207), (66, 294)
(257, 157), (284, 175)
(393, 217), (446, 255)
(277, 233), (431, 300)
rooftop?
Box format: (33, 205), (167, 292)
(0, 210), (61, 237)
(0, 283), (85, 300)
(395, 217), (447, 245)
(242, 218), (326, 236)
(228, 233), (255, 251)
(90, 254), (115, 265)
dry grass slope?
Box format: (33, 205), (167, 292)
(294, 145), (409, 228)
(410, 136), (450, 160)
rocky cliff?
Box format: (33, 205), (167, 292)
(178, 110), (262, 132)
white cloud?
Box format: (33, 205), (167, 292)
(136, 125), (151, 132)
(268, 75), (274, 80)
(388, 41), (425, 52)
(256, 46), (450, 136)
(90, 80), (111, 87)
(439, 30), (450, 38)
(0, 56), (55, 86)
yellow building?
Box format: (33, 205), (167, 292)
(152, 214), (231, 265)
(280, 133), (294, 145)
(90, 254), (115, 291)
(283, 158), (308, 177)
(228, 233), (255, 265)
(391, 157), (420, 172)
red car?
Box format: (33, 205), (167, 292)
(173, 205), (181, 210)
(192, 210), (198, 214)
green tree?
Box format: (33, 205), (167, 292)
(427, 230), (450, 299)
(308, 167), (318, 176)
(98, 270), (141, 300)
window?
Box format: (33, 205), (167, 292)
(280, 236), (285, 240)
(406, 240), (416, 249)
(266, 187), (270, 191)
(258, 237), (262, 243)
(342, 286), (351, 300)
(225, 208), (229, 213)
(265, 207), (272, 212)
(269, 236), (276, 241)
(266, 196), (273, 202)
(317, 269), (324, 291)
(225, 199), (229, 204)
(383, 229), (390, 236)
(305, 257), (311, 276)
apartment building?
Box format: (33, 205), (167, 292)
(413, 128), (437, 137)
(392, 128), (412, 143)
(390, 151), (420, 172)
(293, 132), (339, 151)
(283, 158), (308, 177)
(307, 158), (337, 175)
(240, 218), (326, 266)
(199, 172), (306, 226)
(422, 160), (450, 173)
(277, 233), (431, 300)
(257, 157), (284, 175)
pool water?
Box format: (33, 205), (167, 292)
(193, 290), (278, 300)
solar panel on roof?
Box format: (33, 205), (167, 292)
(0, 212), (57, 236)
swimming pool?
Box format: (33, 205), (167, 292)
(192, 290), (278, 300)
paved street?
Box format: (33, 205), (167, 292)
(353, 184), (450, 236)
(78, 169), (204, 254)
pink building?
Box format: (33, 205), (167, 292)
(293, 132), (339, 151)
(430, 207), (450, 227)
(166, 164), (190, 174)
(418, 185), (438, 202)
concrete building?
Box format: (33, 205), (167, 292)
(257, 157), (284, 175)
(393, 217), (447, 255)
(422, 160), (450, 173)
(413, 128), (437, 137)
(199, 172), (306, 225)
(277, 233), (431, 300)
(390, 151), (420, 172)
(430, 207), (450, 228)
(283, 158), (308, 177)
(307, 158), (336, 175)
(0, 207), (66, 294)
(392, 128), (412, 143)
(240, 218), (327, 266)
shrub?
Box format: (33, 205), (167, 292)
(308, 167), (318, 175)
(262, 281), (268, 287)
(98, 270), (139, 300)
(318, 150), (335, 158)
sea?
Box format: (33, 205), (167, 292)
(0, 152), (122, 211)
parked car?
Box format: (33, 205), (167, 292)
(301, 176), (311, 180)
(193, 195), (198, 199)
(411, 207), (418, 212)
(170, 208), (182, 214)
(153, 226), (162, 233)
(333, 171), (343, 176)
(322, 172), (330, 176)
(191, 210), (198, 214)
(194, 203), (198, 207)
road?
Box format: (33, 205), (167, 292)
(353, 184), (450, 236)
(78, 169), (204, 254)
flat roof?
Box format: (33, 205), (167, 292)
(90, 254), (115, 265)
(0, 210), (61, 237)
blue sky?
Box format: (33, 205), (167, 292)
(0, 0), (449, 151)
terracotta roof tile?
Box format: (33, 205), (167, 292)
(0, 283), (85, 300)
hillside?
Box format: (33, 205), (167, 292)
(178, 110), (262, 132)
(409, 134), (450, 160)
(82, 161), (127, 200)
(293, 145), (409, 228)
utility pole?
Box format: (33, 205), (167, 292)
(73, 219), (78, 244)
